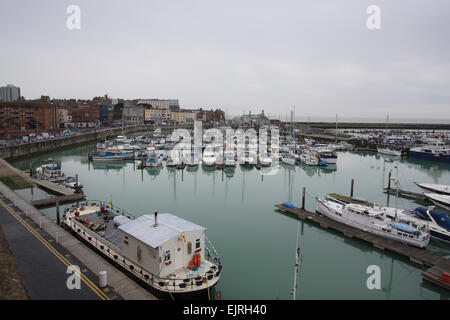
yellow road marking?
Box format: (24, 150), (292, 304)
(0, 199), (110, 300)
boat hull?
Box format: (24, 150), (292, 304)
(408, 151), (450, 162)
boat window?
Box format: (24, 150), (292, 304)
(137, 246), (142, 263)
(187, 241), (192, 255)
(196, 238), (201, 249)
(164, 250), (171, 262)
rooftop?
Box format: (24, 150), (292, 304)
(118, 213), (205, 248)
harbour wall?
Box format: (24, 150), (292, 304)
(0, 124), (191, 160)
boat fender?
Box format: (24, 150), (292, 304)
(283, 202), (294, 208)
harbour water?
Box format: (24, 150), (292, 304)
(9, 140), (450, 299)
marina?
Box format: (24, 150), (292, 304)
(4, 131), (450, 300)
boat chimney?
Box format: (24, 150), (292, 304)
(154, 211), (158, 227)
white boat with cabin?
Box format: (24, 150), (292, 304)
(35, 159), (66, 183)
(315, 196), (429, 248)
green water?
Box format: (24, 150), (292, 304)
(10, 141), (450, 300)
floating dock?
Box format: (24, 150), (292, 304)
(32, 193), (85, 208)
(274, 201), (450, 290)
(383, 187), (426, 200)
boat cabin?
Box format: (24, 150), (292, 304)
(117, 212), (206, 278)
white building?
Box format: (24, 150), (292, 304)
(0, 84), (21, 102)
(58, 108), (72, 127)
(117, 213), (206, 278)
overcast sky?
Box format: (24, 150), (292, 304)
(1, 0), (449, 120)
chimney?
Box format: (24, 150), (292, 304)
(153, 211), (158, 227)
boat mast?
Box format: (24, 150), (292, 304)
(291, 223), (301, 300)
(394, 164), (399, 220)
(335, 114), (338, 144)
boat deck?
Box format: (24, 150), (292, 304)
(67, 205), (124, 249)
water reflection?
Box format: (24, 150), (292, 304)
(91, 162), (127, 171)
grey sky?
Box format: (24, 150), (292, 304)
(1, 0), (449, 119)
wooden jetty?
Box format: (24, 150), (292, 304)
(383, 171), (426, 200)
(422, 265), (450, 290)
(32, 193), (85, 208)
(274, 201), (450, 290)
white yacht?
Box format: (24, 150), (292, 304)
(184, 151), (200, 167)
(316, 196), (430, 248)
(281, 153), (296, 166)
(224, 150), (236, 167)
(375, 205), (450, 244)
(378, 148), (401, 156)
(300, 152), (323, 166)
(116, 135), (127, 143)
(202, 150), (216, 167)
(145, 147), (163, 167)
(259, 154), (273, 167)
(424, 193), (450, 211)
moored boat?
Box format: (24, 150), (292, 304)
(62, 201), (222, 299)
(415, 182), (450, 196)
(35, 158), (66, 183)
(408, 142), (450, 162)
(377, 148), (401, 156)
(315, 196), (430, 248)
(424, 193), (450, 211)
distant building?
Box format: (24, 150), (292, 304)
(100, 103), (110, 124)
(233, 110), (270, 128)
(0, 85), (21, 102)
(58, 108), (72, 128)
(137, 99), (179, 110)
(171, 110), (196, 123)
(0, 101), (59, 139)
(169, 99), (180, 111)
(144, 108), (170, 123)
(196, 108), (225, 123)
(40, 95), (51, 103)
(122, 101), (144, 125)
(71, 104), (101, 127)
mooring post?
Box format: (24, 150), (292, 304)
(75, 174), (79, 193)
(387, 171), (391, 190)
(29, 162), (32, 177)
(301, 187), (306, 210)
(56, 200), (60, 226)
(350, 179), (354, 198)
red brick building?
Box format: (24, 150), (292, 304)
(0, 101), (60, 139)
(196, 108), (225, 122)
(71, 105), (101, 124)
